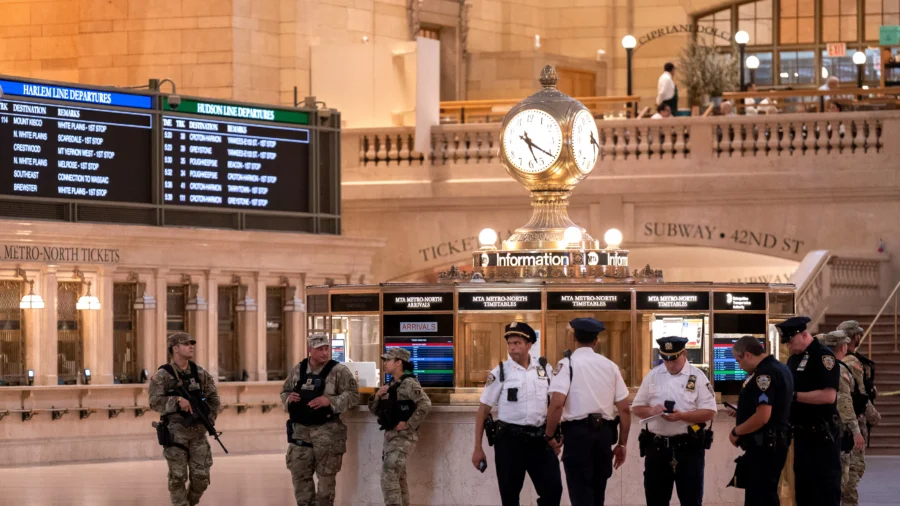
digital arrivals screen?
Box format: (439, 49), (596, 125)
(0, 79), (153, 203)
(162, 98), (311, 212)
(384, 314), (454, 387)
(713, 335), (765, 382)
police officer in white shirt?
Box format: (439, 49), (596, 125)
(632, 336), (717, 506)
(472, 322), (562, 506)
(544, 318), (632, 506)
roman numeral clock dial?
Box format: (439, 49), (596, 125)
(502, 109), (563, 174)
(572, 110), (600, 173)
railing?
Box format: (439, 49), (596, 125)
(723, 87), (900, 114)
(859, 279), (900, 356)
(793, 251), (832, 333)
(343, 110), (896, 168)
(439, 96), (640, 124)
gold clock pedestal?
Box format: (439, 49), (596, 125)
(504, 191), (598, 251)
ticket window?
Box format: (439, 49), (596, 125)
(459, 313), (542, 387)
(217, 285), (240, 382)
(113, 283), (139, 383)
(544, 312), (633, 386)
(329, 315), (381, 364)
(638, 313), (711, 381)
(57, 282), (84, 385)
(0, 281), (26, 386)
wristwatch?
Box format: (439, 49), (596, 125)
(731, 427), (739, 438)
(544, 433), (560, 444)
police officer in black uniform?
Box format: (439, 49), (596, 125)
(778, 316), (841, 506)
(727, 335), (793, 506)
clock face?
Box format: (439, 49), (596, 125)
(503, 109), (563, 174)
(572, 110), (600, 173)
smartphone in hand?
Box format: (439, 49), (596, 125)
(478, 459), (488, 473)
(724, 401), (738, 411)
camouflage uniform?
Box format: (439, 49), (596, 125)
(821, 331), (862, 506)
(281, 336), (359, 506)
(367, 348), (432, 506)
(149, 333), (221, 506)
(839, 353), (881, 506)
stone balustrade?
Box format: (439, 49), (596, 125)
(342, 111), (900, 170)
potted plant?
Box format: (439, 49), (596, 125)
(678, 38), (739, 108)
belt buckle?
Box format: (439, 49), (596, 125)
(656, 435), (670, 448)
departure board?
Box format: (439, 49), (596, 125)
(0, 91), (153, 203)
(384, 314), (454, 387)
(713, 335), (765, 382)
(162, 98), (311, 212)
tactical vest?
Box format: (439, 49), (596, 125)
(288, 359), (338, 426)
(377, 374), (417, 430)
(850, 352), (877, 402)
(160, 361), (208, 424)
(838, 361), (868, 416)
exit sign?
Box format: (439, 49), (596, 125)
(826, 43), (847, 57)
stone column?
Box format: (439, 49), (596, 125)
(154, 269), (168, 367)
(93, 267), (114, 384)
(238, 275), (259, 381)
(206, 273), (219, 380)
(254, 274), (268, 381)
(22, 269), (42, 385)
(138, 272), (158, 376)
(39, 267), (58, 386)
(188, 271), (211, 371)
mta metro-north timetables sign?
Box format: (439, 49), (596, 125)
(0, 79), (153, 203)
(162, 98), (311, 212)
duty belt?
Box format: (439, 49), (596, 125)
(561, 414), (617, 430)
(739, 428), (791, 450)
(641, 429), (705, 452)
(495, 421), (545, 440)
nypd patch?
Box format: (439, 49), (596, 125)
(486, 373), (496, 387)
(756, 375), (771, 392)
(707, 383), (714, 396)
(554, 362), (565, 376)
(823, 356), (835, 370)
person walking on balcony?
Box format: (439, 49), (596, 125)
(656, 63), (678, 115)
(778, 316), (841, 506)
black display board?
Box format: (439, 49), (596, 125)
(384, 314), (454, 388)
(383, 292), (453, 312)
(330, 293), (379, 312)
(457, 291), (542, 311)
(713, 292), (767, 311)
(547, 291), (632, 310)
(161, 114), (310, 211)
(636, 292), (710, 311)
(0, 99), (153, 203)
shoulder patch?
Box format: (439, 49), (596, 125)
(485, 373), (496, 387)
(554, 361), (565, 376)
(707, 383), (714, 396)
(823, 355), (835, 370)
(756, 374), (771, 392)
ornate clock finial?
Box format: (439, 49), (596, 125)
(539, 65), (558, 88)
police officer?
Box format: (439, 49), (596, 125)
(472, 322), (562, 506)
(149, 332), (221, 506)
(632, 336), (717, 506)
(281, 334), (360, 506)
(727, 335), (793, 506)
(545, 318), (631, 506)
(368, 347), (432, 506)
(778, 316), (841, 506)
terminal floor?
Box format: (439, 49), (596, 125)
(1, 453), (899, 505)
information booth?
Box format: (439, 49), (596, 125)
(305, 283), (796, 393)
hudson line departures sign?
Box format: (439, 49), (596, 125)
(162, 97), (311, 212)
(0, 78), (153, 203)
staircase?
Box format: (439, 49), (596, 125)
(821, 314), (900, 456)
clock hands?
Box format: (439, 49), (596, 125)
(520, 131), (554, 159)
(589, 131), (599, 157)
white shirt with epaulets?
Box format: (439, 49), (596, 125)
(548, 347), (629, 422)
(479, 356), (553, 427)
(632, 362), (718, 436)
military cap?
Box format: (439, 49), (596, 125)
(504, 321), (537, 343)
(308, 333), (330, 348)
(821, 330), (850, 347)
(775, 316), (811, 344)
(570, 318), (605, 341)
(838, 320), (863, 335)
(656, 336), (688, 361)
(381, 347), (411, 362)
(167, 332), (196, 350)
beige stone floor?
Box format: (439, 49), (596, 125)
(0, 453), (897, 505)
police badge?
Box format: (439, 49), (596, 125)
(823, 356), (835, 370)
(756, 375), (771, 392)
(686, 374), (697, 392)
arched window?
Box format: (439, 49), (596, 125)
(694, 0), (890, 86)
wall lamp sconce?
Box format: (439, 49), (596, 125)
(16, 267), (44, 309)
(83, 368), (91, 385)
(27, 369), (34, 386)
(73, 268), (101, 311)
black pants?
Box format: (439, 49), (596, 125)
(561, 420), (615, 506)
(494, 434), (562, 506)
(643, 444), (704, 506)
(742, 444), (789, 506)
(793, 434), (841, 506)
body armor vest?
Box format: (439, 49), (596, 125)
(377, 374), (417, 431)
(289, 359), (338, 426)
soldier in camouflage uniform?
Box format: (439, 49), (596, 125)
(368, 347), (432, 506)
(281, 334), (359, 506)
(149, 332), (221, 506)
(821, 330), (866, 506)
(833, 326), (881, 506)
(840, 320), (880, 444)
